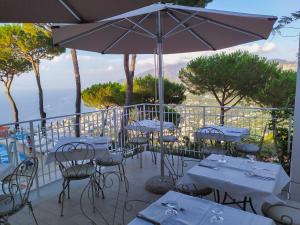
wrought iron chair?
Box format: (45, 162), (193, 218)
(95, 146), (129, 193)
(235, 124), (267, 157)
(55, 142), (97, 216)
(0, 157), (39, 225)
(194, 126), (227, 158)
(126, 120), (150, 168)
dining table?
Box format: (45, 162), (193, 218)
(126, 119), (175, 133)
(194, 125), (250, 143)
(128, 191), (276, 225)
(177, 154), (290, 213)
(45, 136), (112, 164)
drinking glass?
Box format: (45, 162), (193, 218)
(210, 207), (224, 224)
(218, 155), (227, 164)
(246, 154), (255, 163)
(164, 201), (178, 216)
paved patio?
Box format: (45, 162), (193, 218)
(8, 152), (199, 225)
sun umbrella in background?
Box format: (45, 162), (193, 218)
(52, 2), (277, 193)
(0, 0), (157, 23)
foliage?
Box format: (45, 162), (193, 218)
(82, 82), (125, 109)
(179, 51), (278, 124)
(132, 74), (186, 105)
(273, 10), (300, 33)
(251, 69), (296, 174)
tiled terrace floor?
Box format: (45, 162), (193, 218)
(8, 152), (264, 225)
(7, 152), (198, 225)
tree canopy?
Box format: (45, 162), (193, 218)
(82, 75), (186, 109)
(82, 82), (125, 109)
(0, 44), (31, 126)
(179, 51), (279, 124)
(132, 74), (186, 105)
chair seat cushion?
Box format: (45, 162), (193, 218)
(162, 135), (178, 143)
(96, 154), (123, 166)
(0, 194), (22, 216)
(62, 164), (95, 179)
(129, 137), (149, 145)
(262, 200), (300, 225)
(175, 183), (213, 196)
(236, 143), (260, 154)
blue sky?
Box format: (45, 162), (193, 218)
(1, 0), (300, 91)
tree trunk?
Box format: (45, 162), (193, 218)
(31, 59), (46, 132)
(220, 105), (225, 125)
(71, 49), (81, 137)
(5, 85), (19, 129)
(124, 54), (136, 106)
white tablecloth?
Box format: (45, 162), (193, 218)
(126, 120), (175, 132)
(45, 136), (111, 164)
(194, 125), (250, 142)
(0, 164), (14, 180)
(179, 154), (290, 207)
(129, 191), (275, 225)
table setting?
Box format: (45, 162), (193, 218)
(126, 119), (175, 133)
(178, 154), (290, 212)
(129, 191), (275, 225)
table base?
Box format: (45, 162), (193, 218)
(222, 191), (257, 214)
(145, 176), (174, 195)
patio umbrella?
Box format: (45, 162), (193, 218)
(52, 2), (277, 193)
(0, 0), (156, 23)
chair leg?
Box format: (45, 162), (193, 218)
(60, 180), (67, 216)
(67, 181), (70, 199)
(121, 163), (129, 192)
(28, 201), (39, 225)
(118, 164), (123, 181)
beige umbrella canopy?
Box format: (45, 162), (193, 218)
(0, 0), (156, 23)
(52, 3), (277, 191)
(52, 3), (277, 53)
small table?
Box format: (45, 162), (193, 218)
(45, 136), (112, 164)
(178, 154), (290, 213)
(194, 125), (250, 143)
(0, 163), (14, 180)
(126, 119), (175, 132)
(129, 191), (275, 225)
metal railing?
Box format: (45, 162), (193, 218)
(0, 103), (294, 193)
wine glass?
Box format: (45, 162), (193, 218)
(210, 207), (224, 224)
(218, 155), (227, 164)
(164, 201), (178, 216)
(246, 154), (255, 163)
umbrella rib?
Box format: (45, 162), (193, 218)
(56, 0), (83, 22)
(56, 20), (124, 46)
(164, 11), (201, 38)
(167, 11), (215, 50)
(102, 13), (153, 54)
(111, 24), (154, 38)
(170, 8), (267, 40)
(164, 20), (207, 39)
(126, 18), (156, 38)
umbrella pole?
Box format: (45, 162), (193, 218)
(145, 10), (174, 194)
(157, 31), (164, 178)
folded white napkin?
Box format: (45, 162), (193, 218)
(251, 168), (276, 180)
(138, 204), (167, 225)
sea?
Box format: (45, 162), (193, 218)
(0, 89), (95, 125)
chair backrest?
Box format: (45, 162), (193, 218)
(55, 142), (95, 177)
(2, 157), (38, 210)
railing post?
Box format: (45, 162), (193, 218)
(135, 105), (138, 120)
(288, 112), (292, 154)
(203, 107), (206, 127)
(143, 104), (146, 120)
(29, 121), (40, 197)
(113, 109), (118, 148)
(101, 110), (105, 136)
